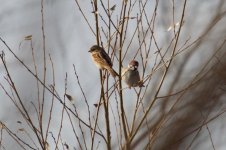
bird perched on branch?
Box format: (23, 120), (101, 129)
(89, 45), (119, 77)
(122, 60), (144, 89)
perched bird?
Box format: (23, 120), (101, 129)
(122, 60), (144, 88)
(89, 45), (119, 77)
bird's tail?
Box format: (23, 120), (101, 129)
(138, 80), (145, 87)
(108, 68), (119, 77)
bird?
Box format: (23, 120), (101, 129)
(89, 45), (119, 77)
(122, 60), (144, 89)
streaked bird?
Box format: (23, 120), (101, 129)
(89, 45), (119, 77)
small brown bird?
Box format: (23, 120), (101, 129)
(122, 60), (144, 88)
(89, 45), (119, 77)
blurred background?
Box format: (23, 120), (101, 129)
(1, 0), (226, 149)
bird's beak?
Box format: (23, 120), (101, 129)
(88, 49), (91, 52)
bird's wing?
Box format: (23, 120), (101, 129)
(121, 67), (128, 77)
(99, 49), (113, 67)
(92, 51), (112, 68)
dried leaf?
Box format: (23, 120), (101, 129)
(175, 22), (180, 26)
(124, 16), (130, 20)
(167, 21), (184, 32)
(65, 94), (73, 101)
(24, 35), (32, 40)
(91, 11), (99, 15)
(154, 51), (158, 54)
(64, 143), (69, 149)
(167, 26), (173, 31)
(18, 128), (24, 132)
(17, 121), (22, 124)
(0, 122), (3, 129)
(110, 4), (116, 11)
(45, 142), (50, 150)
(94, 102), (103, 107)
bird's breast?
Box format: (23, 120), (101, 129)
(123, 70), (140, 86)
(91, 52), (105, 69)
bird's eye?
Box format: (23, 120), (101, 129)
(134, 66), (138, 69)
(129, 66), (136, 70)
